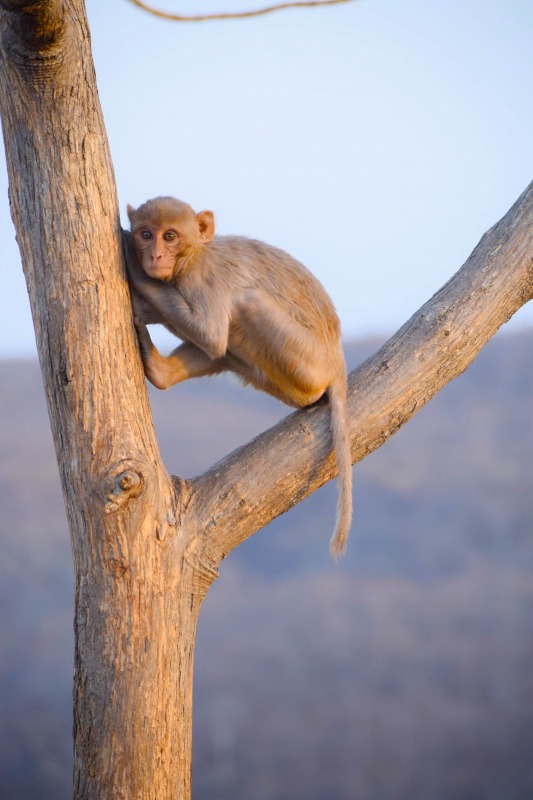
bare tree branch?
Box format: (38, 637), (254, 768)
(190, 180), (533, 567)
(125, 0), (356, 23)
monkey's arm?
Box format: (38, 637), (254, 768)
(129, 284), (168, 325)
(124, 236), (230, 359)
(123, 233), (168, 325)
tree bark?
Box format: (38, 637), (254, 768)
(0, 2), (196, 798)
(0, 2), (531, 799)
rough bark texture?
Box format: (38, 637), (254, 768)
(0, 2), (531, 799)
(0, 2), (197, 798)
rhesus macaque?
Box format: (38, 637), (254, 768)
(125, 197), (352, 557)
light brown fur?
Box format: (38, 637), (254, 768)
(126, 196), (352, 556)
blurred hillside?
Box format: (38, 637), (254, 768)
(0, 331), (532, 800)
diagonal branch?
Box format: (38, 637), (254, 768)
(188, 180), (533, 566)
(125, 0), (356, 23)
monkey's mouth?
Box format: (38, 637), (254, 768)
(146, 264), (174, 281)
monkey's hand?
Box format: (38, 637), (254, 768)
(130, 284), (166, 326)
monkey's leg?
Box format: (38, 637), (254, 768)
(222, 350), (324, 408)
(233, 299), (332, 407)
(134, 320), (224, 389)
(221, 352), (301, 406)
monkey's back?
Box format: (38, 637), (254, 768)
(206, 235), (341, 343)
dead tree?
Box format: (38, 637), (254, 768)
(0, 1), (531, 798)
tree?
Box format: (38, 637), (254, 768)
(0, 1), (531, 798)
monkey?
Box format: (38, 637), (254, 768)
(125, 196), (352, 557)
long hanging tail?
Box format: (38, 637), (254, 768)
(327, 364), (353, 558)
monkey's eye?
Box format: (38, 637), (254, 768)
(163, 231), (177, 242)
(140, 230), (153, 241)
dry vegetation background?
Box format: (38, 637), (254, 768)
(1, 331), (532, 799)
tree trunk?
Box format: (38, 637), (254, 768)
(0, 1), (199, 797)
(0, 2), (531, 799)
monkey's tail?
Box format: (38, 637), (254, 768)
(327, 364), (353, 559)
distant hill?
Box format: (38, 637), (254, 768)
(1, 330), (532, 800)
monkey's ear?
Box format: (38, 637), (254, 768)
(127, 204), (135, 222)
(197, 210), (215, 243)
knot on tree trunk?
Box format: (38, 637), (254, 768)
(103, 459), (146, 514)
(2, 1), (67, 70)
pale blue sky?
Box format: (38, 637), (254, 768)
(1, 0), (532, 356)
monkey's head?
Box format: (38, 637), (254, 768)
(127, 196), (215, 281)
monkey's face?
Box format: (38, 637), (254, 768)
(128, 198), (216, 282)
(132, 226), (183, 282)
